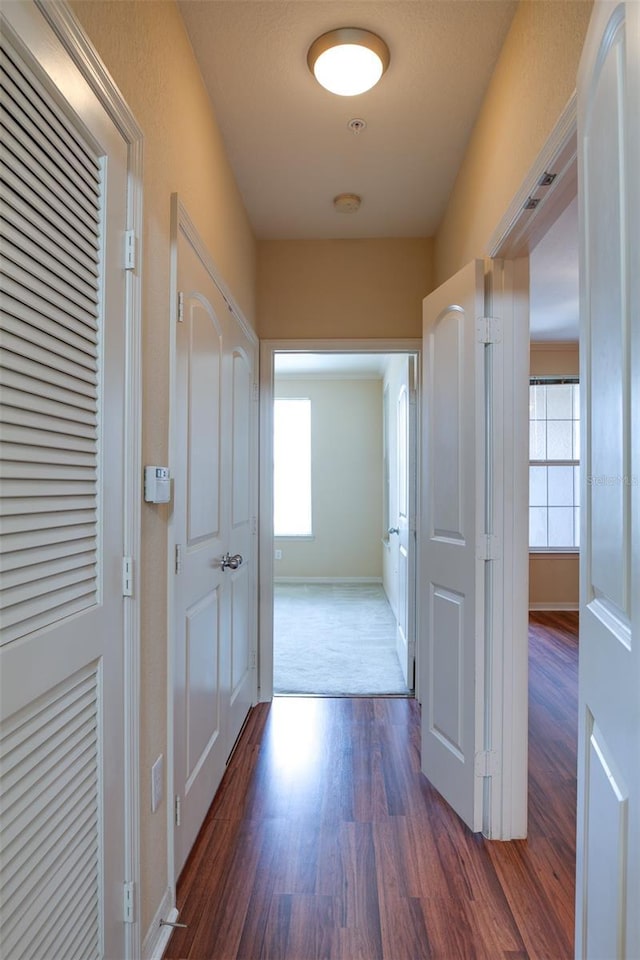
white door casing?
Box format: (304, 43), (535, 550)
(0, 3), (142, 957)
(171, 200), (257, 879)
(575, 2), (640, 956)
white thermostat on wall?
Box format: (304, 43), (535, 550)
(144, 465), (171, 504)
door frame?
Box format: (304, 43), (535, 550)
(486, 95), (577, 837)
(258, 338), (421, 702)
(19, 4), (145, 956)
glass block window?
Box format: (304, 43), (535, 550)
(529, 379), (580, 550)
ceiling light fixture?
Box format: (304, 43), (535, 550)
(307, 28), (390, 96)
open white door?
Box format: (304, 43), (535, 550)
(394, 360), (417, 689)
(421, 261), (486, 832)
(575, 2), (640, 955)
(420, 258), (529, 837)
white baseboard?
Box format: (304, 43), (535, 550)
(142, 887), (177, 960)
(529, 602), (579, 611)
(274, 576), (383, 584)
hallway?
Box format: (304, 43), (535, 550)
(166, 613), (577, 959)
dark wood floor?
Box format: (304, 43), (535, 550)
(166, 611), (578, 960)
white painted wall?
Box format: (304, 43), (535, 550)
(274, 378), (383, 580)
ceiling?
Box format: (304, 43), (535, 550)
(274, 352), (393, 378)
(178, 0), (518, 239)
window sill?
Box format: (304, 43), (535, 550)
(274, 535), (315, 541)
(529, 550), (579, 557)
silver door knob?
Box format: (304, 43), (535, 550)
(388, 527), (399, 535)
(221, 552), (243, 571)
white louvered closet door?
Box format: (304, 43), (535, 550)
(0, 9), (128, 959)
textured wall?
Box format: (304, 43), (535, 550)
(258, 238), (433, 339)
(274, 378), (383, 579)
(70, 0), (256, 936)
(435, 0), (593, 284)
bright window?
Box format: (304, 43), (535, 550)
(529, 379), (580, 550)
(274, 398), (312, 537)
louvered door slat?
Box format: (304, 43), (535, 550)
(1, 522), (96, 555)
(0, 460), (96, 481)
(0, 447), (95, 472)
(1, 478), (95, 498)
(1, 426), (96, 455)
(2, 208), (99, 295)
(0, 662), (100, 960)
(1, 328), (97, 386)
(0, 164), (98, 254)
(2, 494), (96, 517)
(25, 856), (98, 960)
(2, 273), (98, 334)
(1, 548), (95, 591)
(0, 536), (96, 576)
(1, 68), (100, 208)
(1, 290), (98, 350)
(0, 388), (97, 428)
(0, 116), (100, 231)
(0, 44), (100, 189)
(0, 370), (96, 415)
(1, 183), (99, 279)
(1, 303), (98, 365)
(1, 238), (99, 319)
(0, 362), (96, 409)
(0, 404), (97, 440)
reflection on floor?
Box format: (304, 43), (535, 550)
(273, 582), (410, 696)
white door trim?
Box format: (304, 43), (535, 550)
(32, 2), (144, 955)
(259, 338), (421, 702)
(483, 95), (578, 837)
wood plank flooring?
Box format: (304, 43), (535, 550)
(165, 612), (578, 960)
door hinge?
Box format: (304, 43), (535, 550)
(123, 881), (135, 923)
(475, 750), (500, 778)
(476, 534), (500, 561)
(252, 381), (259, 402)
(250, 649), (257, 670)
(477, 316), (502, 344)
(124, 230), (136, 270)
(175, 794), (182, 827)
(122, 556), (133, 597)
(251, 516), (257, 536)
(175, 543), (183, 575)
(177, 291), (184, 323)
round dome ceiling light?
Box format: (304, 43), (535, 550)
(307, 28), (390, 96)
(333, 193), (362, 213)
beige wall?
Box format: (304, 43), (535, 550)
(274, 379), (383, 579)
(529, 342), (580, 609)
(70, 0), (256, 934)
(435, 0), (593, 285)
(258, 238), (433, 339)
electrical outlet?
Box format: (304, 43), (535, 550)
(274, 549), (282, 560)
(151, 755), (164, 813)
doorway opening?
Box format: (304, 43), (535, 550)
(259, 341), (421, 701)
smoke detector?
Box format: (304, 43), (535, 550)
(333, 192), (362, 213)
(347, 118), (367, 134)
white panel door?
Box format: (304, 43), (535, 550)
(0, 9), (128, 958)
(395, 361), (416, 689)
(575, 2), (640, 955)
(173, 232), (230, 876)
(173, 217), (257, 877)
(421, 261), (485, 832)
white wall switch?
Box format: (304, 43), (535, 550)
(274, 549), (282, 560)
(151, 754), (164, 812)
